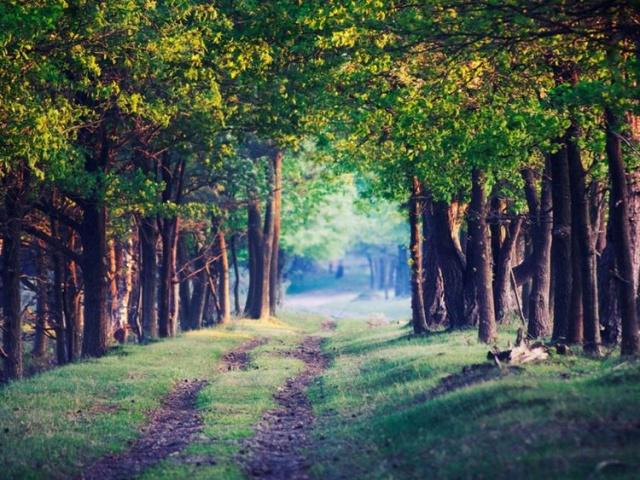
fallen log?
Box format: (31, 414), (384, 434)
(488, 328), (549, 366)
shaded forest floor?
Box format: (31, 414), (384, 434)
(1, 307), (639, 479)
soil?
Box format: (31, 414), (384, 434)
(220, 337), (269, 371)
(80, 337), (267, 480)
(241, 336), (329, 480)
(413, 363), (523, 405)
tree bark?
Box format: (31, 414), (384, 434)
(550, 144), (572, 340)
(269, 150), (283, 316)
(469, 169), (497, 344)
(409, 177), (428, 333)
(244, 200), (263, 317)
(159, 216), (179, 337)
(494, 218), (523, 324)
(230, 233), (241, 315)
(259, 175), (275, 321)
(214, 221), (231, 324)
(79, 199), (109, 357)
(51, 222), (68, 365)
(567, 121), (601, 353)
(178, 233), (191, 331)
(432, 201), (467, 328)
(139, 217), (158, 340)
(605, 107), (640, 355)
(2, 193), (24, 379)
(65, 230), (82, 360)
(522, 162), (553, 339)
(33, 241), (49, 358)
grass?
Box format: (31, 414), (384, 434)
(0, 314), (322, 480)
(308, 318), (640, 480)
(2, 306), (639, 480)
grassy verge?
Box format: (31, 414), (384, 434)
(0, 313), (322, 480)
(308, 318), (640, 480)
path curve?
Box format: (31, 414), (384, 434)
(242, 336), (329, 480)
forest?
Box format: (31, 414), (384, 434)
(1, 1), (640, 479)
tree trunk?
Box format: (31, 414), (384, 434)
(422, 197), (445, 327)
(139, 218), (158, 340)
(259, 179), (275, 321)
(51, 224), (68, 365)
(214, 222), (231, 324)
(494, 218), (523, 324)
(269, 150), (283, 316)
(432, 201), (467, 328)
(244, 200), (263, 317)
(189, 249), (207, 330)
(367, 254), (376, 290)
(178, 233), (191, 331)
(2, 195), (24, 379)
(80, 201), (109, 357)
(33, 241), (49, 357)
(605, 107), (640, 355)
(567, 122), (601, 353)
(159, 216), (179, 337)
(550, 144), (572, 340)
(469, 169), (497, 344)
(65, 230), (82, 360)
(522, 162), (553, 338)
(230, 233), (241, 315)
(409, 177), (428, 333)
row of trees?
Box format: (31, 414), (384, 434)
(0, 1), (328, 380)
(311, 1), (640, 355)
(2, 1), (639, 382)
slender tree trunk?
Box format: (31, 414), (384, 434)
(2, 195), (24, 379)
(189, 249), (207, 330)
(51, 223), (68, 365)
(367, 254), (376, 290)
(409, 177), (428, 333)
(218, 231), (231, 324)
(230, 233), (241, 315)
(259, 179), (275, 321)
(178, 233), (191, 331)
(65, 231), (82, 360)
(269, 150), (283, 316)
(244, 200), (263, 316)
(469, 169), (497, 344)
(139, 218), (158, 340)
(159, 216), (179, 337)
(550, 144), (572, 340)
(605, 107), (640, 355)
(522, 162), (553, 338)
(567, 122), (601, 353)
(33, 241), (49, 357)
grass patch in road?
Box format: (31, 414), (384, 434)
(309, 319), (640, 480)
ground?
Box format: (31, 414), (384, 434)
(1, 293), (639, 479)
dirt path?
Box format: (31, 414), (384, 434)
(242, 336), (329, 480)
(80, 338), (267, 480)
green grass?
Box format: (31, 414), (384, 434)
(0, 314), (322, 480)
(2, 310), (639, 480)
(308, 319), (640, 480)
